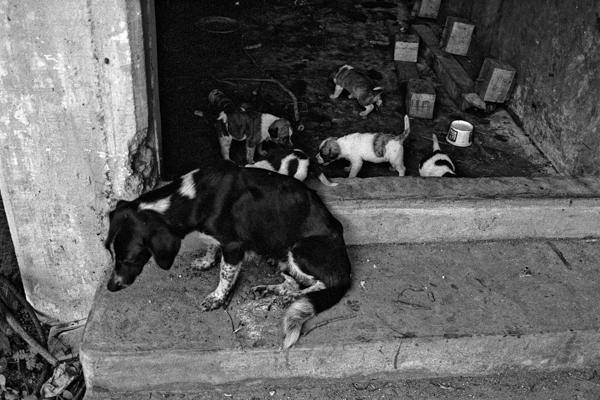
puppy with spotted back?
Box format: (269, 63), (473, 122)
(316, 115), (411, 178)
(104, 161), (351, 349)
(330, 65), (383, 117)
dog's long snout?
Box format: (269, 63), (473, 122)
(107, 271), (130, 292)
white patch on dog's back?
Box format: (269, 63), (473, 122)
(139, 197), (171, 214)
(261, 113), (280, 142)
(246, 160), (276, 171)
(178, 169), (198, 199)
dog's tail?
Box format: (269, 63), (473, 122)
(399, 114), (411, 141)
(282, 237), (351, 349)
(283, 284), (350, 349)
(432, 133), (440, 152)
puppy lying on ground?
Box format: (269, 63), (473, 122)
(208, 89), (294, 164)
(419, 133), (456, 177)
(104, 161), (351, 349)
(330, 65), (384, 117)
(245, 144), (338, 186)
(316, 115), (411, 178)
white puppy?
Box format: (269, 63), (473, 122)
(316, 115), (410, 178)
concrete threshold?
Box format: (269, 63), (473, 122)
(178, 175), (600, 251)
(81, 238), (600, 394)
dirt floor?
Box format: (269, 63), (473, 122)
(155, 0), (556, 180)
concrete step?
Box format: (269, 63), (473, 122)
(81, 238), (600, 396)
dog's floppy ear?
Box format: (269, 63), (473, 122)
(105, 201), (134, 250)
(148, 225), (181, 270)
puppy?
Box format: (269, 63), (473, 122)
(217, 109), (293, 164)
(316, 115), (410, 178)
(245, 144), (338, 186)
(104, 161), (351, 349)
(208, 90), (294, 164)
(330, 65), (384, 117)
(419, 133), (456, 177)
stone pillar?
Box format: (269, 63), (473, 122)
(0, 0), (157, 321)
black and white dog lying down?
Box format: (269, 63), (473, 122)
(104, 161), (351, 349)
(245, 143), (338, 186)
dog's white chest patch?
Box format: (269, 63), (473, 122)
(178, 170), (197, 199)
(139, 197), (171, 214)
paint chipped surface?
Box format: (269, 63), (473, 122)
(0, 0), (153, 321)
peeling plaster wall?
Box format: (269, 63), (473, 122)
(0, 0), (155, 321)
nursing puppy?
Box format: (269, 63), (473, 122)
(217, 110), (293, 164)
(330, 65), (383, 117)
(419, 133), (456, 177)
(104, 161), (351, 349)
(245, 144), (338, 186)
(317, 115), (410, 178)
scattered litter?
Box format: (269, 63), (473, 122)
(40, 361), (80, 398)
(193, 110), (204, 117)
(519, 266), (533, 277)
(359, 280), (366, 289)
(243, 43), (262, 50)
(269, 390), (276, 396)
(373, 264), (377, 269)
(223, 393), (233, 398)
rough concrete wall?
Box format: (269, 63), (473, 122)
(0, 0), (155, 321)
(469, 0), (600, 175)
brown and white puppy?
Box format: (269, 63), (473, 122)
(330, 65), (384, 117)
(217, 109), (293, 164)
(419, 133), (456, 177)
(245, 144), (338, 186)
(317, 115), (410, 178)
(104, 161), (351, 349)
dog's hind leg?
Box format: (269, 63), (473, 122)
(218, 135), (233, 160)
(201, 242), (243, 311)
(282, 236), (352, 349)
(252, 273), (300, 299)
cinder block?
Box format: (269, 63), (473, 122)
(394, 33), (419, 62)
(414, 0), (441, 19)
(406, 79), (436, 119)
(440, 17), (475, 56)
(476, 58), (517, 103)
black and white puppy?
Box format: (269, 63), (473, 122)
(245, 144), (338, 186)
(104, 161), (351, 349)
(418, 133), (456, 177)
(316, 115), (410, 178)
(330, 65), (384, 117)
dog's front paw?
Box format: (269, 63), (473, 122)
(201, 293), (225, 311)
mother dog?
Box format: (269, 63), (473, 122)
(104, 161), (352, 349)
